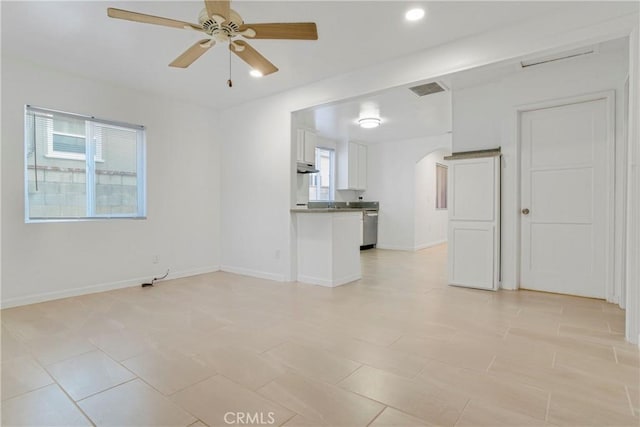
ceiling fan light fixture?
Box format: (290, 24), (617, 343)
(405, 8), (425, 21)
(358, 117), (381, 129)
(106, 2), (318, 77)
(249, 69), (263, 77)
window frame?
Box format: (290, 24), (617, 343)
(45, 117), (104, 162)
(24, 105), (147, 222)
(309, 146), (335, 202)
(436, 162), (448, 210)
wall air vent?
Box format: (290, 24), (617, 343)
(409, 81), (447, 97)
(520, 46), (597, 68)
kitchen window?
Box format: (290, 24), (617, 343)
(309, 147), (335, 201)
(436, 163), (448, 209)
(24, 105), (146, 221)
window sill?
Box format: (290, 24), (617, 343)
(26, 216), (147, 224)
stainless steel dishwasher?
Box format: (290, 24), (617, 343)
(362, 209), (378, 249)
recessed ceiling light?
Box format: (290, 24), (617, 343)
(358, 118), (381, 129)
(249, 69), (263, 78)
(405, 8), (425, 21)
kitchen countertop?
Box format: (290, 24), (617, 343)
(293, 201), (379, 213)
(291, 208), (364, 213)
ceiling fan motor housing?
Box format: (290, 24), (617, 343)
(198, 8), (243, 42)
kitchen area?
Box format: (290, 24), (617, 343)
(291, 124), (380, 287)
(290, 80), (452, 288)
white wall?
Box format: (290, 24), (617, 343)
(1, 57), (221, 307)
(452, 45), (629, 296)
(415, 150), (449, 250)
(220, 95), (293, 281)
(366, 135), (450, 251)
(217, 5), (637, 285)
(625, 27), (640, 344)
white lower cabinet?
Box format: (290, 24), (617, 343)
(295, 211), (362, 287)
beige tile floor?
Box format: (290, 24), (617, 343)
(1, 244), (639, 426)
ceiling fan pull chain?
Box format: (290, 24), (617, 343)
(227, 46), (233, 87)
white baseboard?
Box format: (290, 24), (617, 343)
(375, 244), (415, 251)
(500, 281), (518, 291)
(414, 239), (448, 251)
(220, 265), (286, 282)
(377, 240), (447, 252)
(297, 273), (361, 287)
(0, 265), (220, 309)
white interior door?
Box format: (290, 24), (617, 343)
(448, 155), (501, 290)
(520, 97), (611, 298)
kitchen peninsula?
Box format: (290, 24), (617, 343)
(291, 206), (362, 287)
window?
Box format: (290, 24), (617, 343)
(309, 147), (335, 201)
(24, 105), (146, 221)
(436, 163), (448, 209)
(47, 115), (103, 161)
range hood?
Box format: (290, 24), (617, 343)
(297, 162), (319, 174)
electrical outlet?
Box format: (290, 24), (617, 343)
(152, 255), (159, 264)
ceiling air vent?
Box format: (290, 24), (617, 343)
(409, 82), (446, 97)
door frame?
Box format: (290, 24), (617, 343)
(514, 90), (617, 302)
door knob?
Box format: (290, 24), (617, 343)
(522, 208), (530, 215)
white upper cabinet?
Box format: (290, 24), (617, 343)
(297, 129), (317, 166)
(338, 141), (367, 190)
(357, 144), (367, 190)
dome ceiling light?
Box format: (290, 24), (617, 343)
(358, 117), (381, 129)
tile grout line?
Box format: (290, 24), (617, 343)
(365, 405), (388, 427)
(335, 363), (367, 386)
(485, 355), (497, 372)
(624, 385), (635, 416)
(166, 372), (219, 397)
(544, 391), (552, 422)
(0, 381), (55, 404)
(385, 333), (405, 347)
(46, 377), (99, 427)
(612, 346), (620, 364)
(38, 349), (136, 426)
(176, 395), (208, 426)
(339, 363), (473, 426)
(340, 386), (435, 426)
(76, 377), (139, 403)
(276, 410), (297, 427)
(452, 398), (471, 427)
(503, 327), (511, 340)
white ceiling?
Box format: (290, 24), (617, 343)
(293, 37), (628, 145)
(1, 1), (573, 108)
(294, 82), (451, 144)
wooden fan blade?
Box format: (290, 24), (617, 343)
(204, 0), (230, 21)
(230, 40), (278, 75)
(169, 39), (214, 68)
(107, 8), (203, 31)
(239, 23), (318, 40)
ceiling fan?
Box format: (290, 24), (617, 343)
(107, 1), (318, 77)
